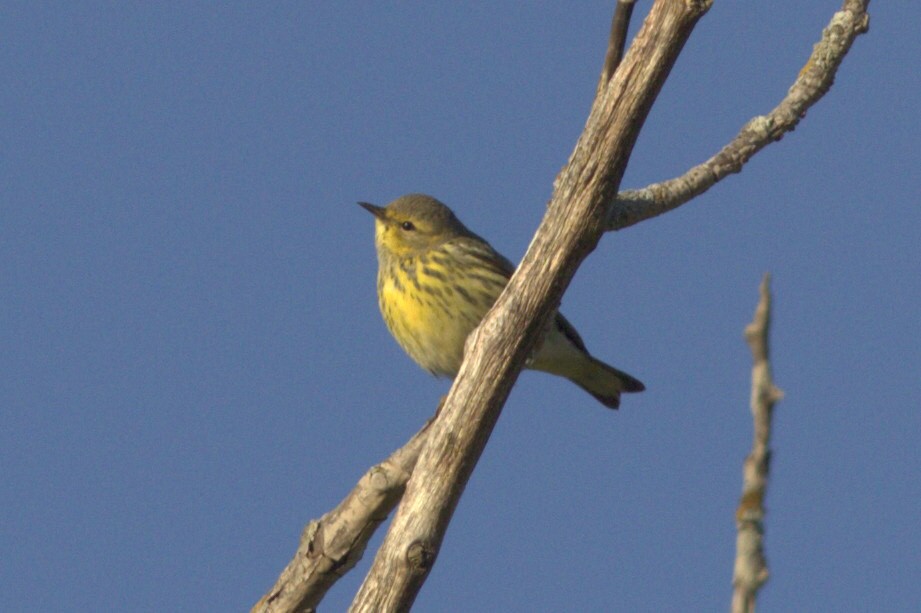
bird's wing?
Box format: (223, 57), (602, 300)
(451, 236), (589, 353)
(553, 312), (588, 353)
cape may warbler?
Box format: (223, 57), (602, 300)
(359, 193), (644, 409)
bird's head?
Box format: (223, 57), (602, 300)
(359, 193), (470, 258)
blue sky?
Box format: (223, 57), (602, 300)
(2, 2), (918, 611)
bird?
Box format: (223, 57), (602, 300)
(359, 193), (644, 409)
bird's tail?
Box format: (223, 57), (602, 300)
(529, 314), (644, 409)
(567, 354), (645, 410)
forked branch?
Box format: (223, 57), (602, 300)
(253, 420), (432, 613)
(598, 0), (637, 94)
(607, 0), (870, 231)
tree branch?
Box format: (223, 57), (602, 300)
(731, 274), (784, 613)
(606, 0), (870, 231)
(350, 2), (712, 611)
(597, 0), (637, 94)
(252, 419), (432, 613)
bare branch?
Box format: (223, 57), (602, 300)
(350, 2), (712, 611)
(607, 0), (870, 231)
(597, 1), (638, 94)
(252, 420), (432, 613)
(732, 274), (784, 613)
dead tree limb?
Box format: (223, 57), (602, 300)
(607, 0), (870, 231)
(731, 274), (784, 613)
(252, 420), (432, 613)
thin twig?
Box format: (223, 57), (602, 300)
(607, 0), (870, 231)
(598, 0), (637, 93)
(732, 274), (784, 613)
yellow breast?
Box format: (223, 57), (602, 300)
(378, 260), (482, 377)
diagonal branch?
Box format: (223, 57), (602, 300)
(350, 2), (712, 611)
(252, 419), (432, 613)
(732, 274), (784, 613)
(607, 0), (870, 232)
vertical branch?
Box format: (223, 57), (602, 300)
(732, 274), (784, 613)
(597, 0), (637, 94)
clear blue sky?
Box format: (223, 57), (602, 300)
(3, 2), (918, 611)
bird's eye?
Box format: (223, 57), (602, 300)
(401, 221), (415, 231)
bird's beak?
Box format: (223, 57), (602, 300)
(358, 202), (387, 220)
